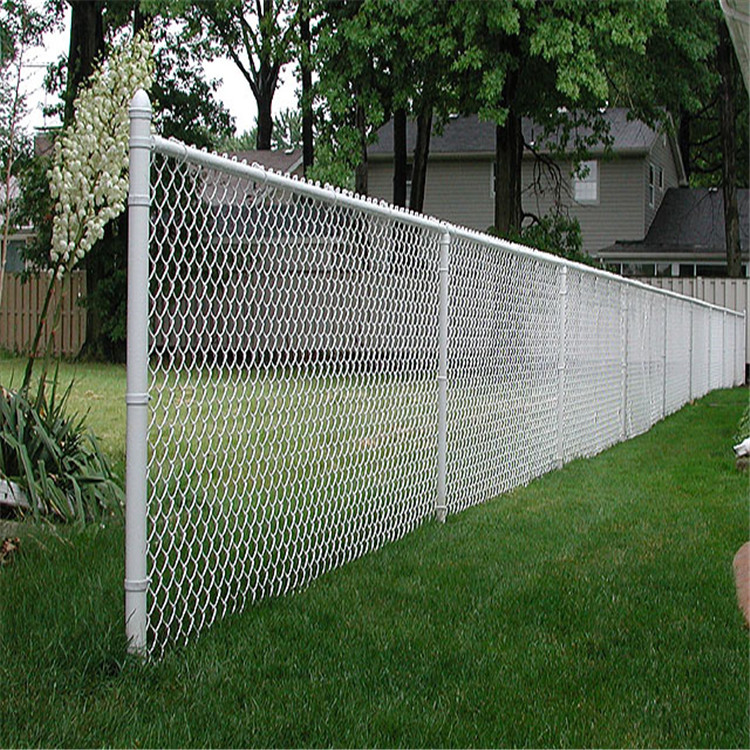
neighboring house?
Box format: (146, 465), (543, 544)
(226, 149), (303, 176)
(0, 176), (31, 273)
(202, 149), (304, 206)
(596, 187), (750, 278)
(367, 109), (686, 255)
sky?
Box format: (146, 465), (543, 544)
(20, 4), (298, 137)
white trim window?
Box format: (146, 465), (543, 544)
(648, 163), (663, 208)
(573, 159), (598, 204)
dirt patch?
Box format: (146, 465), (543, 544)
(733, 543), (750, 627)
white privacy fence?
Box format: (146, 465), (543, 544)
(124, 92), (746, 658)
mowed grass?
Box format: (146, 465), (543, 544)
(0, 356), (747, 747)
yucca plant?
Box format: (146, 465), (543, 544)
(0, 371), (123, 524)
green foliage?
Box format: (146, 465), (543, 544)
(150, 21), (234, 150)
(0, 371), (123, 523)
(218, 107), (303, 152)
(13, 135), (55, 272)
(489, 211), (602, 268)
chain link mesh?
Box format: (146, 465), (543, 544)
(147, 152), (440, 657)
(139, 141), (746, 658)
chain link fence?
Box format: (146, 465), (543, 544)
(124, 93), (746, 658)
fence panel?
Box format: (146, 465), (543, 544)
(446, 236), (559, 515)
(0, 271), (86, 357)
(692, 306), (710, 399)
(145, 151), (441, 656)
(562, 271), (623, 461)
(127, 102), (746, 658)
(642, 276), (749, 369)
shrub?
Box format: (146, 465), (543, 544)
(0, 374), (123, 523)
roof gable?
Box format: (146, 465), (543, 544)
(599, 187), (749, 258)
(225, 149), (303, 174)
(369, 109), (668, 158)
(644, 187), (749, 251)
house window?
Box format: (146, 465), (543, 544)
(4, 239), (25, 273)
(573, 160), (598, 204)
(648, 163), (662, 208)
(621, 262), (655, 277)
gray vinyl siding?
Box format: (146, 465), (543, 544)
(369, 152), (655, 254)
(645, 134), (681, 230)
(522, 156), (646, 253)
(368, 158), (495, 230)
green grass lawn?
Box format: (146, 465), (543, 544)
(0, 358), (747, 747)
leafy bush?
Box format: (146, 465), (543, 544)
(489, 213), (604, 268)
(0, 375), (123, 523)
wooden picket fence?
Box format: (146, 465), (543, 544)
(0, 271), (86, 357)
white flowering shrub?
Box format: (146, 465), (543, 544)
(48, 30), (153, 278)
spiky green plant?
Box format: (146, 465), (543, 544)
(0, 370), (123, 523)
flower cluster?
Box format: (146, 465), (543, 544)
(48, 30), (153, 278)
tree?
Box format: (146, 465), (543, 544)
(313, 0), (393, 193)
(22, 1), (234, 359)
(455, 0), (668, 235)
(0, 0), (47, 305)
(63, 0), (106, 125)
(23, 30), (153, 388)
(218, 107), (302, 151)
(174, 0), (298, 150)
(298, 0), (314, 173)
(616, 0), (748, 277)
(717, 18), (742, 277)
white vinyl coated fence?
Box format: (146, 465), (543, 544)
(124, 92), (746, 658)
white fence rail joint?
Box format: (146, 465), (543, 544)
(125, 91), (747, 658)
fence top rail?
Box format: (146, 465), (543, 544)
(150, 129), (743, 320)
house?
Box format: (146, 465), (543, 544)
(595, 187), (750, 277)
(201, 149), (303, 206)
(225, 149), (303, 176)
(366, 109), (686, 255)
(0, 176), (31, 273)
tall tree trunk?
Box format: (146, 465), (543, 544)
(409, 106), (432, 213)
(300, 0), (314, 174)
(393, 107), (407, 207)
(354, 102), (368, 195)
(65, 0), (107, 357)
(64, 0), (105, 126)
(678, 108), (691, 182)
(494, 111), (523, 234)
(256, 73), (274, 150)
(133, 0), (150, 34)
(718, 20), (742, 277)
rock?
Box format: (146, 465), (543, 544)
(733, 543), (750, 628)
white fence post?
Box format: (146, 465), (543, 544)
(707, 310), (713, 390)
(620, 286), (628, 440)
(688, 306), (694, 401)
(436, 230), (450, 523)
(124, 89), (152, 656)
(556, 266), (568, 468)
(722, 310), (727, 387)
(662, 297), (668, 418)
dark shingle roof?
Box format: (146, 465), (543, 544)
(368, 109), (664, 158)
(225, 149), (303, 173)
(599, 187), (749, 258)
